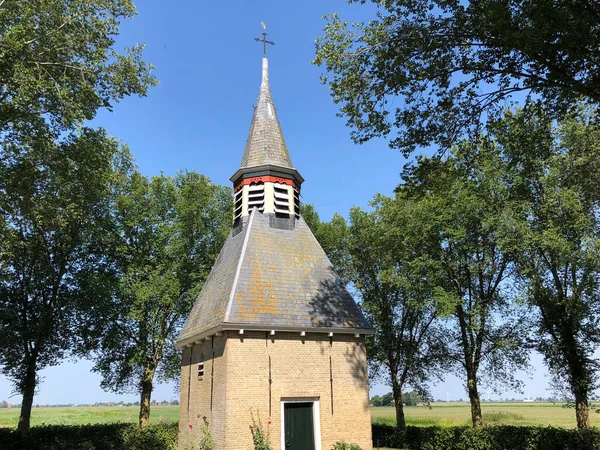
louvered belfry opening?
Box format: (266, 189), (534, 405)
(248, 182), (265, 213)
(293, 186), (300, 219)
(273, 183), (290, 218)
(234, 188), (243, 221)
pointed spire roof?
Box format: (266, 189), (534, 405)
(240, 57), (293, 169)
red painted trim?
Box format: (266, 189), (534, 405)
(234, 175), (299, 193)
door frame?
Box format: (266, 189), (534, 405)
(280, 397), (322, 450)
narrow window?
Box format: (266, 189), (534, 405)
(198, 355), (205, 379)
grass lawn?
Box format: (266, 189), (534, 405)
(371, 402), (599, 429)
(0, 401), (592, 431)
(0, 405), (178, 428)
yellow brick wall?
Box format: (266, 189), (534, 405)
(179, 335), (228, 449)
(180, 331), (372, 450)
(223, 331), (372, 450)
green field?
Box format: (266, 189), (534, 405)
(0, 405), (178, 428)
(0, 402), (593, 429)
(372, 402), (598, 429)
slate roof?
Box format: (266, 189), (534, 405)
(177, 217), (249, 338)
(240, 57), (293, 169)
(177, 211), (371, 345)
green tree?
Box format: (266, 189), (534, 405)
(300, 204), (321, 234)
(93, 171), (231, 428)
(402, 390), (422, 407)
(0, 0), (155, 433)
(0, 0), (156, 139)
(302, 204), (350, 277)
(345, 202), (448, 429)
(303, 202), (447, 429)
(314, 1), (600, 155)
(370, 395), (383, 407)
(381, 392), (394, 407)
(0, 129), (129, 433)
(399, 142), (531, 427)
(489, 104), (600, 429)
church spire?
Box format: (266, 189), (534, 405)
(240, 45), (292, 169)
(230, 27), (303, 223)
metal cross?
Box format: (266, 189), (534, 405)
(254, 31), (275, 58)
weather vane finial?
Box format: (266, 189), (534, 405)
(254, 22), (275, 58)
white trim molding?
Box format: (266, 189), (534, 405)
(224, 208), (256, 322)
(176, 324), (374, 349)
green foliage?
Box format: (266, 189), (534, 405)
(380, 393), (394, 407)
(372, 391), (422, 407)
(403, 390), (422, 407)
(0, 0), (156, 432)
(332, 441), (362, 450)
(92, 171), (231, 426)
(373, 416), (462, 429)
(372, 423), (600, 450)
(370, 395), (383, 407)
(300, 204), (321, 235)
(2, 422), (599, 450)
(197, 418), (215, 450)
(414, 103), (600, 428)
(0, 422), (178, 450)
(0, 0), (157, 138)
(489, 104), (600, 428)
(307, 199), (449, 429)
(312, 104), (599, 430)
(0, 130), (133, 431)
(482, 411), (525, 424)
(314, 2), (600, 155)
(347, 199), (450, 398)
(301, 204), (350, 280)
(396, 137), (532, 426)
(249, 410), (272, 450)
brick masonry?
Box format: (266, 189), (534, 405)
(179, 331), (373, 450)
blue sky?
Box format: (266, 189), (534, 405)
(0, 0), (552, 405)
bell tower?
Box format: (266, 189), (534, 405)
(177, 29), (373, 450)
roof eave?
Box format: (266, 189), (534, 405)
(176, 323), (375, 348)
(230, 164), (305, 185)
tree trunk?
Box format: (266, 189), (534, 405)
(139, 366), (155, 428)
(391, 381), (406, 430)
(574, 389), (590, 429)
(467, 374), (483, 428)
(17, 353), (38, 434)
(456, 303), (483, 428)
(564, 327), (591, 429)
(394, 393), (406, 430)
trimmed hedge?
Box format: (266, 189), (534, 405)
(372, 423), (600, 450)
(0, 423), (178, 450)
(2, 422), (600, 449)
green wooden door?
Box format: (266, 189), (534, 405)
(284, 402), (315, 450)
